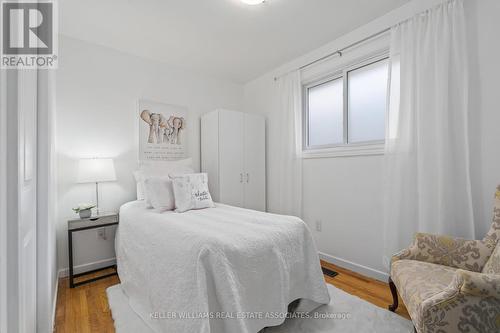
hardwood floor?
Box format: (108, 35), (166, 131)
(54, 262), (410, 332)
(320, 260), (410, 320)
(55, 268), (119, 333)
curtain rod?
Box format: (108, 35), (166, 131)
(273, 27), (391, 81)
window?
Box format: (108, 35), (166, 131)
(303, 56), (389, 152)
(307, 77), (343, 146)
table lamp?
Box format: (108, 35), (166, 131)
(77, 158), (116, 215)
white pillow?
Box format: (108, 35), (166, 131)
(143, 177), (175, 211)
(133, 160), (194, 203)
(171, 173), (215, 213)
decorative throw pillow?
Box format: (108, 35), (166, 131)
(171, 173), (215, 213)
(483, 241), (500, 274)
(143, 177), (176, 211)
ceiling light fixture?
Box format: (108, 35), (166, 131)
(241, 0), (265, 5)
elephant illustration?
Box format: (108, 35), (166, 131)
(140, 110), (168, 144)
(166, 116), (185, 145)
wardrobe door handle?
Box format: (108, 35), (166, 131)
(240, 173), (243, 183)
(246, 173), (249, 183)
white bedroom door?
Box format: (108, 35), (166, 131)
(218, 110), (244, 207)
(243, 113), (266, 211)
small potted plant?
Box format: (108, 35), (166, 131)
(72, 203), (96, 219)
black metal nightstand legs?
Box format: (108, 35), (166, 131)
(68, 229), (74, 288)
(68, 223), (118, 288)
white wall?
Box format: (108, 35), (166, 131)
(244, 0), (500, 280)
(56, 36), (244, 273)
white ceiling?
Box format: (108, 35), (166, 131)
(60, 0), (410, 83)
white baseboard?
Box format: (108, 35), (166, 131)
(51, 271), (59, 332)
(319, 252), (389, 282)
(58, 257), (116, 278)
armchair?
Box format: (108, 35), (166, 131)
(388, 186), (500, 333)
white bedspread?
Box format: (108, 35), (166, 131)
(116, 201), (330, 333)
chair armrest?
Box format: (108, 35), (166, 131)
(391, 233), (495, 272)
(457, 270), (500, 297)
(419, 271), (500, 333)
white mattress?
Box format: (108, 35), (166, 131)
(116, 201), (330, 333)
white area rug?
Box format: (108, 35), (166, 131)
(106, 284), (414, 333)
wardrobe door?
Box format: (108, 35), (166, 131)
(243, 113), (266, 211)
(201, 111), (220, 201)
(219, 110), (244, 207)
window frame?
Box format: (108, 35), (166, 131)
(302, 51), (389, 158)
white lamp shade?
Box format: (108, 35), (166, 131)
(77, 158), (116, 183)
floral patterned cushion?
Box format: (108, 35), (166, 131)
(482, 242), (500, 274)
(391, 260), (458, 328)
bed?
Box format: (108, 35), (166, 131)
(116, 200), (330, 333)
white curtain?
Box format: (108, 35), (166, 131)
(275, 71), (303, 217)
(383, 0), (474, 266)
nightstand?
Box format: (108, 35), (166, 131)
(67, 212), (119, 288)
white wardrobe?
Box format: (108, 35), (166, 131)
(201, 109), (266, 212)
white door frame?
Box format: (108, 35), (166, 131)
(36, 70), (56, 333)
(0, 66), (8, 333)
(18, 69), (38, 333)
(3, 70), (21, 333)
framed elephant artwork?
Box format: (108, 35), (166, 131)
(138, 99), (188, 161)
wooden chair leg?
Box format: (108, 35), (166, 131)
(388, 277), (399, 312)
